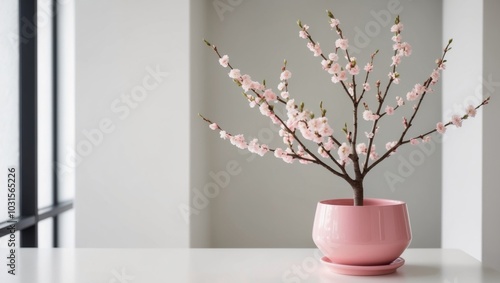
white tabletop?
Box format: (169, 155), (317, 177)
(0, 248), (499, 282)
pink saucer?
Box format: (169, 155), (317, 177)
(320, 256), (405, 276)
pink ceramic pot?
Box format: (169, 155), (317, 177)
(312, 198), (411, 266)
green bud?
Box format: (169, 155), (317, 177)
(449, 38), (453, 44)
(310, 113), (315, 119)
(263, 79), (266, 86)
(284, 59), (287, 66)
(234, 79), (242, 86)
(203, 39), (212, 46)
(297, 20), (303, 28)
(395, 15), (400, 24)
(322, 109), (327, 117)
(326, 10), (334, 19)
(300, 102), (304, 112)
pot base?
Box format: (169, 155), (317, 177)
(320, 256), (405, 276)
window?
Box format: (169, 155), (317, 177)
(0, 0), (74, 247)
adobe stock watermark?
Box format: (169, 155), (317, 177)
(281, 250), (323, 283)
(384, 132), (443, 192)
(108, 267), (134, 283)
(8, 0), (72, 50)
(178, 160), (242, 224)
(179, 107), (283, 224)
(385, 74), (499, 191)
(56, 65), (169, 175)
(213, 0), (244, 21)
(348, 0), (409, 55)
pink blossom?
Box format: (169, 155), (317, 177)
(391, 22), (403, 33)
(363, 110), (379, 121)
(315, 117), (334, 137)
(323, 137), (335, 151)
(321, 59), (331, 70)
(219, 130), (229, 140)
(410, 139), (419, 145)
(230, 134), (247, 149)
(402, 117), (408, 128)
(338, 142), (352, 161)
(318, 147), (329, 158)
(369, 147), (379, 160)
(385, 141), (397, 155)
(209, 123), (218, 130)
(365, 131), (374, 139)
(436, 122), (446, 134)
(451, 115), (462, 127)
(241, 74), (253, 92)
(328, 63), (341, 75)
(388, 72), (400, 84)
(251, 81), (264, 91)
(413, 84), (426, 95)
(329, 18), (340, 28)
(385, 105), (395, 115)
(356, 143), (368, 155)
(391, 55), (401, 66)
(248, 100), (256, 108)
(348, 87), (354, 97)
(392, 34), (402, 43)
(363, 83), (370, 91)
(277, 82), (285, 91)
(431, 69), (440, 84)
(263, 89), (277, 102)
(347, 64), (359, 75)
(423, 136), (431, 143)
(299, 30), (308, 39)
(280, 70), (292, 81)
(335, 38), (349, 50)
(307, 42), (322, 56)
(337, 70), (347, 81)
(398, 42), (412, 57)
(259, 103), (272, 117)
(406, 90), (418, 101)
(274, 148), (284, 158)
(248, 139), (269, 156)
(219, 55), (229, 68)
(328, 53), (339, 61)
(282, 148), (295, 164)
(281, 91), (289, 99)
(269, 114), (280, 125)
(228, 69), (241, 79)
(466, 105), (477, 117)
(364, 63), (373, 72)
(396, 96), (404, 106)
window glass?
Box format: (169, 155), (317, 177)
(38, 217), (54, 248)
(38, 0), (54, 209)
(0, 0), (20, 222)
(58, 209), (75, 247)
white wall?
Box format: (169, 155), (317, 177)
(442, 0), (483, 260)
(482, 0), (500, 271)
(442, 0), (500, 271)
(189, 0), (211, 247)
(203, 0), (443, 248)
(75, 0), (190, 247)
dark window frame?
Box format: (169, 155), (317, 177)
(0, 0), (74, 247)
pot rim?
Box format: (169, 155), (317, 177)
(319, 198), (406, 207)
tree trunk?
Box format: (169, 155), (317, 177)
(352, 181), (364, 206)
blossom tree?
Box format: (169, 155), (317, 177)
(200, 11), (490, 206)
